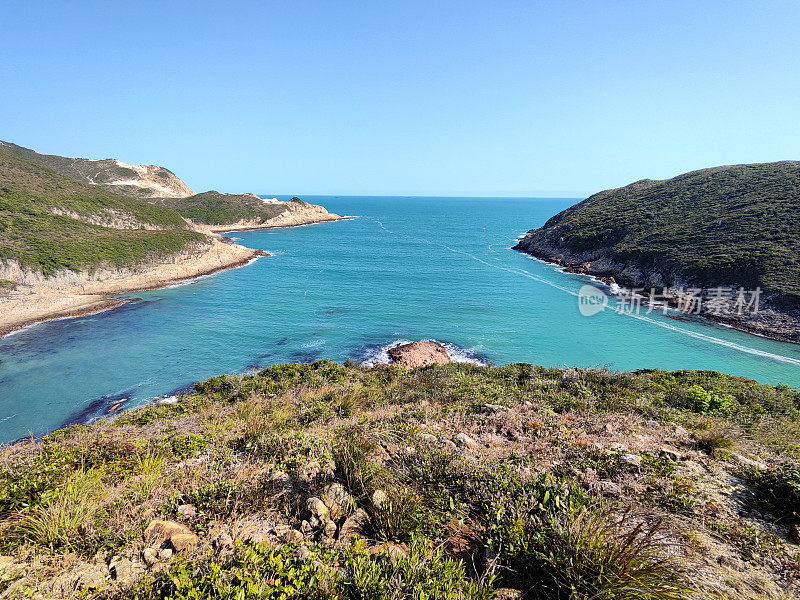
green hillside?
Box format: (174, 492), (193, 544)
(515, 162), (800, 302)
(152, 191), (291, 226)
(0, 141), (193, 200)
(1, 360), (798, 598)
(0, 148), (205, 276)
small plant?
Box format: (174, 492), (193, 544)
(656, 477), (698, 515)
(513, 509), (691, 600)
(695, 429), (735, 455)
(16, 468), (107, 549)
(371, 485), (424, 542)
(333, 426), (381, 497)
(170, 433), (210, 458)
(739, 465), (800, 524)
(683, 385), (735, 414)
(131, 449), (167, 499)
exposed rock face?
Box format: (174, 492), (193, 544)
(0, 140), (194, 199)
(513, 163), (800, 344)
(388, 341), (451, 369)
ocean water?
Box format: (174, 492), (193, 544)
(1, 196), (800, 442)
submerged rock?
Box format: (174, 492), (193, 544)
(388, 341), (451, 368)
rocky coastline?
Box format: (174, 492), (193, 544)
(0, 241), (267, 338)
(513, 233), (800, 345)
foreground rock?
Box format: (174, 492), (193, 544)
(388, 340), (451, 368)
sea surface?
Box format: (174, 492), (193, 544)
(2, 196), (800, 442)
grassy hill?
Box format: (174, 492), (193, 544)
(515, 162), (800, 304)
(0, 148), (205, 277)
(0, 141), (194, 200)
(151, 191), (295, 226)
(0, 360), (798, 598)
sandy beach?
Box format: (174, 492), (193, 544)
(0, 240), (264, 338)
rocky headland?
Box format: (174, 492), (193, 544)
(514, 162), (800, 343)
(0, 142), (344, 336)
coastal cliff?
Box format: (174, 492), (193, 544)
(0, 142), (342, 336)
(514, 162), (800, 343)
(0, 141), (194, 199)
(154, 193), (346, 232)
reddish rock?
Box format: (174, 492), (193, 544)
(388, 341), (451, 368)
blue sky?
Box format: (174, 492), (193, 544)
(2, 1), (799, 196)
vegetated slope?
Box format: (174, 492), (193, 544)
(0, 148), (205, 276)
(151, 191), (292, 226)
(515, 162), (800, 305)
(1, 360), (798, 598)
(0, 140), (194, 199)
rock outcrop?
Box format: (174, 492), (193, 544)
(388, 341), (451, 368)
(0, 140), (194, 199)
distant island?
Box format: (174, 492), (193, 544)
(0, 141), (344, 336)
(514, 162), (800, 343)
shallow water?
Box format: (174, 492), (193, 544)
(1, 196), (799, 442)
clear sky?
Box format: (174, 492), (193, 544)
(2, 1), (799, 197)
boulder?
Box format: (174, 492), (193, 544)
(337, 508), (370, 546)
(144, 520), (193, 549)
(453, 433), (480, 450)
(177, 504), (197, 519)
(109, 556), (146, 588)
(321, 483), (352, 519)
(388, 341), (451, 368)
(307, 496), (330, 520)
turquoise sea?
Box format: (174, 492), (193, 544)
(1, 196), (800, 442)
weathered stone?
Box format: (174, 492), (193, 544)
(177, 504), (197, 519)
(453, 433), (479, 450)
(658, 447), (681, 461)
(621, 453), (641, 467)
(734, 453), (769, 470)
(371, 489), (388, 509)
(418, 433), (438, 442)
(306, 496), (330, 520)
(170, 532), (199, 552)
(144, 520), (193, 548)
(47, 563), (108, 596)
(142, 548), (159, 567)
(388, 341), (451, 368)
(109, 556), (147, 588)
(271, 470), (293, 488)
(495, 588), (524, 599)
(369, 542), (407, 561)
(597, 480), (622, 496)
(300, 460), (321, 483)
(321, 483), (352, 519)
(159, 548), (173, 560)
(337, 508), (370, 546)
(323, 520), (338, 539)
(789, 524), (800, 544)
(212, 531), (234, 553)
(281, 528), (305, 543)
